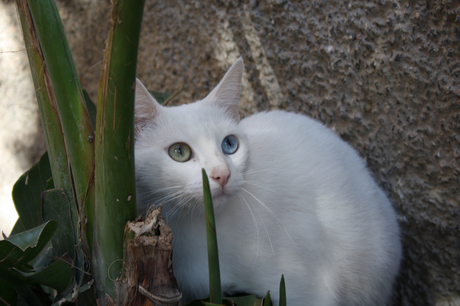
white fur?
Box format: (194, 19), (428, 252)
(135, 58), (401, 305)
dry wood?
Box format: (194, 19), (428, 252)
(107, 206), (182, 306)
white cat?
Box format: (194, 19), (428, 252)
(134, 58), (401, 305)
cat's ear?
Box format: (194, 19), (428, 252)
(203, 57), (243, 120)
(135, 78), (162, 128)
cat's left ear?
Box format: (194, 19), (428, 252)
(135, 78), (163, 128)
(203, 57), (244, 121)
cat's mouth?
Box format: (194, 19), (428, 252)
(212, 186), (226, 197)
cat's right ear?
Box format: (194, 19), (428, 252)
(203, 57), (244, 121)
(135, 78), (162, 128)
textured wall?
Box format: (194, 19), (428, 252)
(3, 0), (460, 304)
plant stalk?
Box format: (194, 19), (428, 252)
(93, 0), (145, 301)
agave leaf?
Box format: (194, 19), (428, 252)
(42, 189), (75, 259)
(0, 267), (45, 306)
(0, 277), (17, 305)
(0, 220), (57, 267)
(51, 279), (95, 306)
(0, 221), (59, 306)
(12, 152), (52, 231)
(25, 258), (72, 293)
(10, 218), (26, 236)
(202, 169), (222, 304)
(42, 188), (89, 290)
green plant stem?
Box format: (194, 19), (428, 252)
(24, 0), (95, 254)
(15, 0), (90, 276)
(93, 0), (145, 301)
(15, 0), (71, 196)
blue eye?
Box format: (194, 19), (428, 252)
(222, 135), (238, 155)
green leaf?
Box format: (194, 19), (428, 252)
(0, 220), (57, 268)
(51, 279), (95, 306)
(12, 152), (52, 231)
(42, 189), (75, 259)
(202, 169), (222, 304)
(0, 267), (45, 306)
(26, 259), (72, 293)
(279, 275), (286, 306)
(0, 277), (17, 306)
(9, 218), (26, 236)
(45, 177), (55, 191)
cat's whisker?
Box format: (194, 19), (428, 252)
(164, 198), (190, 224)
(170, 194), (199, 221)
(147, 185), (184, 196)
(151, 192), (184, 208)
(242, 169), (274, 176)
(248, 194), (275, 255)
(165, 195), (189, 216)
(145, 189), (188, 218)
(241, 188), (297, 249)
(238, 193), (260, 260)
(243, 180), (290, 198)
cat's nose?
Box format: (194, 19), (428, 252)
(210, 168), (231, 188)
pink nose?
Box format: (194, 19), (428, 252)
(210, 168), (231, 188)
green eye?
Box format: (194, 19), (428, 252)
(168, 143), (192, 162)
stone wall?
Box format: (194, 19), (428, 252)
(2, 0), (459, 304)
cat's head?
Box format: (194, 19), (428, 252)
(135, 58), (248, 216)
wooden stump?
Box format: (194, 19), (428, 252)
(108, 206), (182, 306)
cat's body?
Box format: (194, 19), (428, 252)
(135, 58), (401, 305)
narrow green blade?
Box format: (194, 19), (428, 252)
(263, 291), (271, 306)
(202, 169), (222, 304)
(279, 275), (286, 306)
